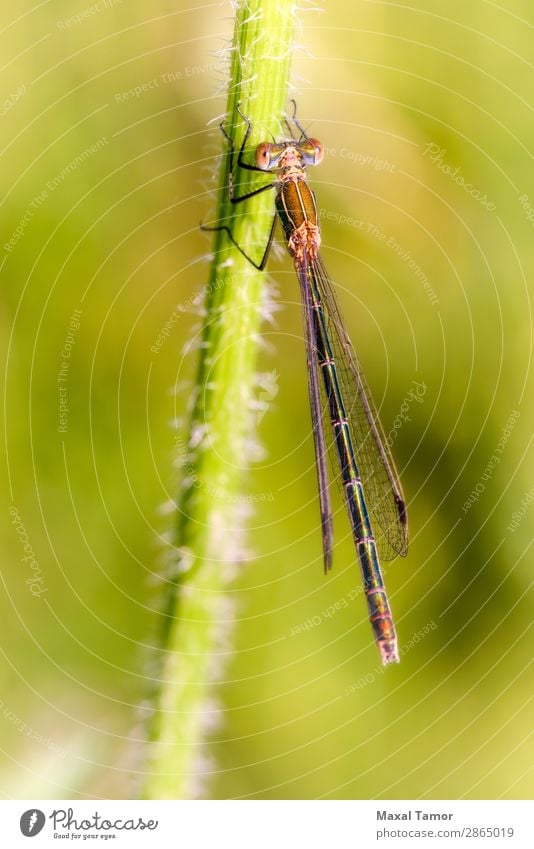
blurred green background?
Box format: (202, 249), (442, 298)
(1, 1), (532, 799)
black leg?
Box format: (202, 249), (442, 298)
(201, 103), (278, 267)
(233, 104), (277, 176)
(218, 118), (274, 202)
(229, 182), (276, 204)
(201, 212), (277, 271)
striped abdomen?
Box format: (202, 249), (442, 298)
(307, 266), (399, 664)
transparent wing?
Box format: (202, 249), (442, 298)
(309, 252), (408, 561)
(298, 266), (334, 572)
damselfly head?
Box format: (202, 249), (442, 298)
(298, 138), (324, 166)
(255, 139), (325, 171)
(255, 142), (275, 170)
(254, 142), (291, 170)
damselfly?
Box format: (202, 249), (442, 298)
(208, 104), (408, 665)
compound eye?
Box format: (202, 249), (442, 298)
(255, 143), (272, 170)
(301, 138), (324, 166)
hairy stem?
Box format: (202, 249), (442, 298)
(143, 0), (296, 800)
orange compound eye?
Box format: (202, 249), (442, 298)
(255, 142), (272, 170)
(300, 138), (324, 166)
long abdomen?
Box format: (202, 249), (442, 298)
(307, 264), (399, 664)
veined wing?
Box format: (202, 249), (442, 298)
(308, 252), (408, 561)
(297, 263), (334, 572)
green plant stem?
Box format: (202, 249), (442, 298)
(143, 0), (296, 800)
